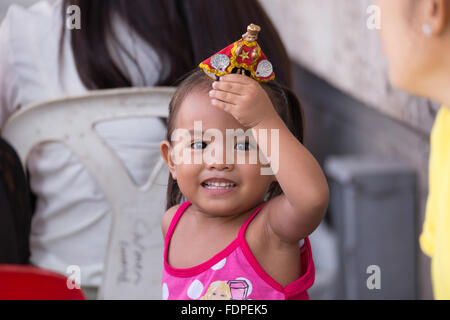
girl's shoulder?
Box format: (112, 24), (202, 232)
(161, 203), (182, 238)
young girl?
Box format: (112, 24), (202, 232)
(159, 69), (329, 300)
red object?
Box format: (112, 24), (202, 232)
(0, 264), (85, 300)
(199, 39), (275, 82)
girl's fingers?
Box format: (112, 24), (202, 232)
(211, 99), (234, 113)
(212, 80), (244, 96)
(209, 89), (239, 105)
(219, 73), (252, 85)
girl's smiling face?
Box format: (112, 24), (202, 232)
(161, 88), (274, 217)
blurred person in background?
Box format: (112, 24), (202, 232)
(0, 0), (292, 298)
(377, 0), (450, 299)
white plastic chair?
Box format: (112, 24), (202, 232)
(1, 87), (176, 299)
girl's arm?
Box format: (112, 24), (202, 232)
(209, 74), (329, 243)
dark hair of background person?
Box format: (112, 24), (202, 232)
(60, 0), (292, 90)
(164, 69), (304, 210)
(0, 139), (32, 264)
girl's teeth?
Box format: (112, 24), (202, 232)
(204, 182), (236, 189)
(205, 185), (233, 189)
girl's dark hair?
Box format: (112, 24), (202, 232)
(60, 0), (292, 89)
(165, 70), (304, 210)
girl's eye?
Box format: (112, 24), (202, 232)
(235, 141), (251, 151)
(191, 141), (207, 150)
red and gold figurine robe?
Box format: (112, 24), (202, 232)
(199, 24), (275, 82)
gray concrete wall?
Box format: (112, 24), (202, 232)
(260, 0), (439, 134)
(294, 65), (432, 299)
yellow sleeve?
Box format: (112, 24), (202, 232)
(420, 190), (436, 258)
(419, 107), (447, 258)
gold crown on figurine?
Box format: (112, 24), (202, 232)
(243, 24), (261, 41)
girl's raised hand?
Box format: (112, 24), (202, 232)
(209, 73), (277, 129)
(211, 73), (329, 244)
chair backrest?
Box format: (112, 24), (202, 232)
(0, 264), (85, 300)
(1, 87), (175, 299)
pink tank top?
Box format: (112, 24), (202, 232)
(162, 201), (315, 300)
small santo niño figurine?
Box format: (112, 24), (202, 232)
(199, 23), (275, 82)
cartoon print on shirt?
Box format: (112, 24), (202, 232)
(201, 281), (231, 300)
(227, 279), (251, 299)
(200, 279), (251, 300)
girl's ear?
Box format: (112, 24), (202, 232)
(424, 0), (449, 35)
(160, 140), (177, 180)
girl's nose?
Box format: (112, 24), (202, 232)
(207, 161), (234, 171)
(205, 153), (234, 171)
